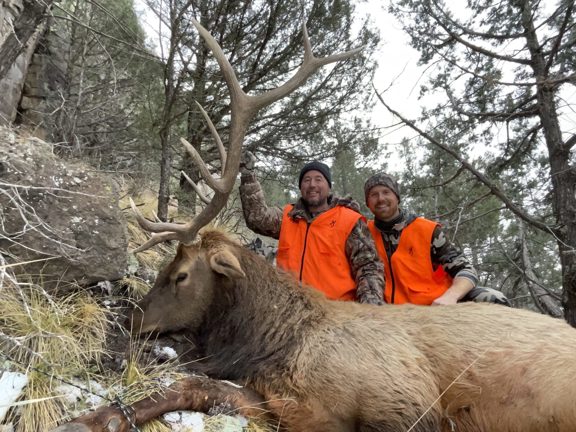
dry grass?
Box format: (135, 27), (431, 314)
(0, 277), (111, 431)
(13, 373), (66, 432)
(115, 274), (152, 299)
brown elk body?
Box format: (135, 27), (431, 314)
(130, 229), (576, 432)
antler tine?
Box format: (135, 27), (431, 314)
(132, 232), (181, 253)
(129, 197), (191, 234)
(180, 137), (226, 193)
(191, 18), (251, 112)
(194, 101), (227, 171)
(250, 23), (363, 110)
(180, 170), (211, 204)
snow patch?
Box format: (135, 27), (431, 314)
(0, 372), (28, 422)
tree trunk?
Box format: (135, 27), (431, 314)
(518, 223), (563, 317)
(520, 1), (576, 325)
(157, 125), (173, 222)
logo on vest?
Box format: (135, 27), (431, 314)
(329, 219), (336, 228)
(408, 246), (414, 256)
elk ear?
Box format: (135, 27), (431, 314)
(209, 248), (246, 279)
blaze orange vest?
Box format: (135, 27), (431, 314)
(367, 218), (452, 305)
(277, 205), (363, 300)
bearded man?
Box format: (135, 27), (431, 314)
(239, 156), (384, 305)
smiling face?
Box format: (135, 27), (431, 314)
(300, 170), (330, 212)
(366, 185), (400, 222)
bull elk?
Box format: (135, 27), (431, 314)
(127, 18), (576, 432)
(130, 230), (576, 432)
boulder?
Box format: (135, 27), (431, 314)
(0, 127), (128, 288)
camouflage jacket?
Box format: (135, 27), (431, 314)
(240, 172), (384, 305)
(373, 209), (478, 287)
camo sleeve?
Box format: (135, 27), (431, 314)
(239, 172), (284, 239)
(431, 226), (478, 287)
(346, 220), (385, 305)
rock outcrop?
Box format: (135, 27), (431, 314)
(0, 0), (45, 126)
(0, 127), (128, 287)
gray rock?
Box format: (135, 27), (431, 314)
(0, 128), (128, 288)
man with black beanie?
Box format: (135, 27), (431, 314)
(239, 155), (384, 305)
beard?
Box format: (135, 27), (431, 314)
(303, 194), (328, 209)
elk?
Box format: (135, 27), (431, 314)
(126, 18), (576, 432)
(129, 229), (576, 432)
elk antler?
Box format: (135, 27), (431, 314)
(132, 19), (363, 252)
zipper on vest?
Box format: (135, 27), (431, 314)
(298, 222), (311, 282)
(383, 234), (396, 304)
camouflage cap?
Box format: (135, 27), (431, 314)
(364, 172), (401, 202)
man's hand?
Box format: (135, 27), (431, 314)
(432, 277), (474, 305)
(240, 151), (256, 175)
(431, 291), (460, 305)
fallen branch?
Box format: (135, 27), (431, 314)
(51, 376), (273, 432)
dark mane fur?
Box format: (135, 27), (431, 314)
(198, 231), (327, 380)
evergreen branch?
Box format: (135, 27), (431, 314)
(412, 165), (466, 191)
(431, 43), (574, 88)
(445, 205), (506, 230)
(373, 85), (554, 234)
(446, 88), (539, 121)
(425, 0), (532, 65)
(490, 123), (542, 172)
(430, 0), (527, 41)
(86, 0), (144, 42)
(433, 192), (493, 220)
(430, 0), (572, 44)
(544, 0), (574, 73)
(496, 236), (563, 308)
(518, 223), (564, 314)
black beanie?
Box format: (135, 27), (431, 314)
(298, 161), (332, 188)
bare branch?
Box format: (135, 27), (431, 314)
(374, 86), (554, 234)
(544, 1), (574, 73)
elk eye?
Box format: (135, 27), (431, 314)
(175, 273), (187, 283)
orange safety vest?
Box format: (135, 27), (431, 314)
(367, 218), (452, 305)
(277, 205), (363, 300)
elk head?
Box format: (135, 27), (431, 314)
(130, 232), (245, 335)
(129, 18), (361, 332)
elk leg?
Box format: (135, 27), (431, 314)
(51, 376), (272, 432)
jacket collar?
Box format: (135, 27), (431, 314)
(288, 195), (361, 222)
